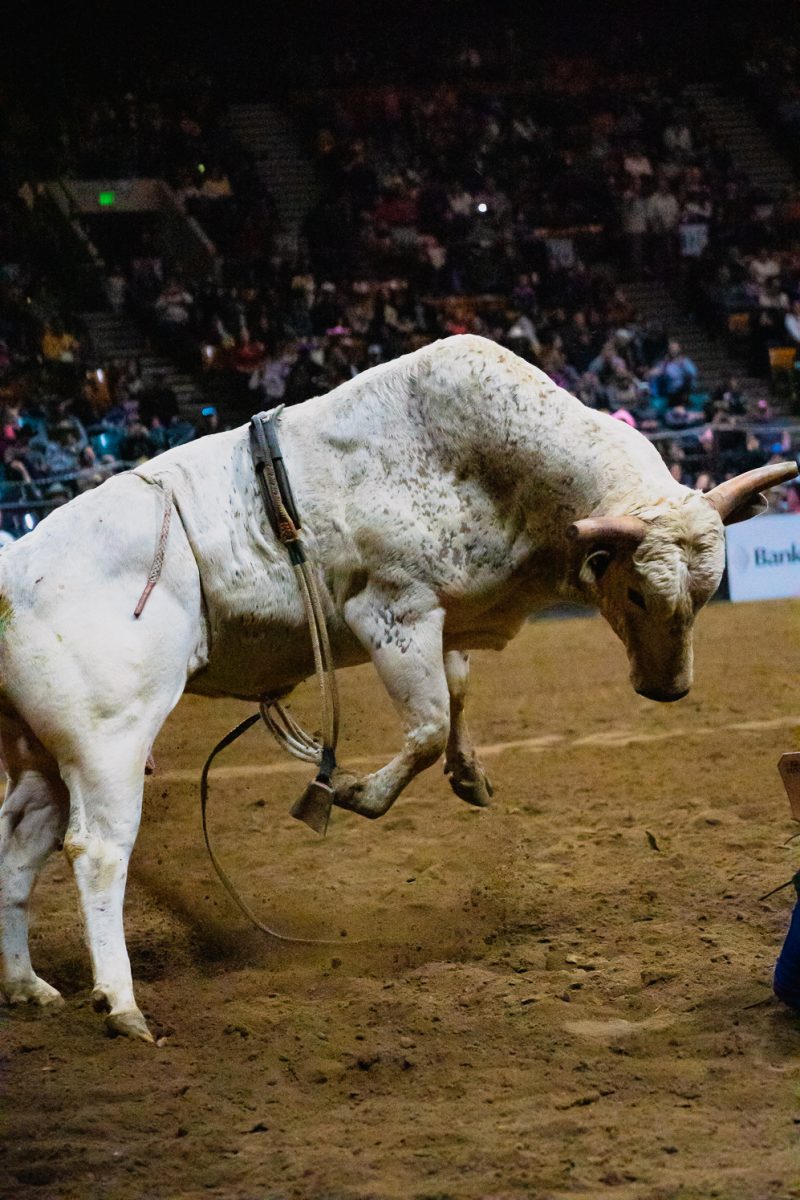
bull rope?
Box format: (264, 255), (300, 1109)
(197, 407), (351, 944)
(199, 713), (357, 945)
(248, 407), (341, 835)
(134, 412), (347, 941)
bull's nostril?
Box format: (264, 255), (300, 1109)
(635, 687), (689, 703)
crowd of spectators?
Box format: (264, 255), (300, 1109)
(671, 39), (800, 377)
(0, 195), (209, 539)
(3, 53), (800, 544)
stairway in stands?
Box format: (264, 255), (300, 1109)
(229, 103), (319, 251)
(80, 312), (202, 416)
(623, 280), (768, 403)
(684, 82), (794, 196)
(625, 81), (799, 405)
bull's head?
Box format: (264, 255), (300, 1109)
(568, 462), (798, 702)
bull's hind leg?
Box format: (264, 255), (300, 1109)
(0, 717), (69, 1007)
(0, 775), (69, 1006)
(61, 745), (152, 1043)
(443, 650), (493, 808)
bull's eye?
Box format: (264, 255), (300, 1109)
(584, 550), (611, 580)
(628, 587), (647, 610)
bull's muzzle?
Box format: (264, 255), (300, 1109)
(635, 685), (689, 703)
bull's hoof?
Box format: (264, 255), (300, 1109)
(105, 1008), (155, 1044)
(445, 758), (494, 808)
(3, 975), (65, 1008)
(330, 769), (386, 819)
(331, 769), (368, 813)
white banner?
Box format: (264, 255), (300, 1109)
(725, 513), (800, 602)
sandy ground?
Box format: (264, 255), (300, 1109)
(2, 599), (800, 1200)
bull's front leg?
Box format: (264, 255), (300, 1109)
(334, 595), (450, 819)
(443, 650), (493, 808)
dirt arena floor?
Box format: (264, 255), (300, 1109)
(2, 599), (800, 1200)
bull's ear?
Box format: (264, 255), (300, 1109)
(580, 549), (612, 586)
(705, 461), (798, 526)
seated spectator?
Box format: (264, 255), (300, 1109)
(75, 445), (112, 493)
(752, 397), (774, 424)
(784, 298), (800, 346)
(155, 279), (193, 327)
(663, 114), (693, 160)
(0, 401), (21, 458)
(623, 142), (654, 181)
(649, 340), (698, 407)
(620, 176), (648, 277)
(506, 312), (540, 356)
(249, 346), (293, 405)
(757, 275), (789, 312)
(233, 327), (266, 374)
(561, 310), (596, 372)
(41, 321), (81, 392)
(193, 407), (220, 439)
(139, 370), (180, 427)
(707, 375), (748, 421)
(80, 369), (112, 422)
(606, 367), (641, 410)
(2, 444), (39, 500)
(119, 421), (156, 463)
(44, 481), (70, 508)
(749, 246), (781, 287)
(284, 346), (326, 407)
(785, 482), (800, 513)
(28, 417), (85, 478)
(539, 339), (579, 392)
(41, 321), (79, 365)
(646, 179), (680, 275)
(587, 341), (628, 389)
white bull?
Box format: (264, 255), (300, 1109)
(0, 335), (794, 1041)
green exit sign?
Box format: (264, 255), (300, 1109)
(98, 191), (116, 208)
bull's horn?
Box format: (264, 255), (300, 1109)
(704, 461), (799, 523)
(567, 516), (648, 544)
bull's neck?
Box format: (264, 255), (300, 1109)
(438, 382), (684, 526)
(274, 353), (685, 538)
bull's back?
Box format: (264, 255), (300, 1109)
(0, 472), (206, 732)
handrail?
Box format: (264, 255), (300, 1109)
(0, 459), (136, 503)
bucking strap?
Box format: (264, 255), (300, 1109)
(248, 408), (340, 822)
(250, 410), (302, 556)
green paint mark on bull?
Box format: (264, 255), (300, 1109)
(0, 595), (13, 636)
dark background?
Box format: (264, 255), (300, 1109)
(6, 0), (800, 101)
